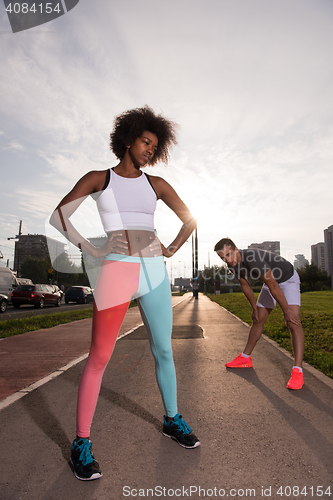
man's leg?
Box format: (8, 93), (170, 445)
(225, 306), (272, 367)
(286, 304), (305, 389)
(278, 272), (305, 389)
(243, 306), (272, 355)
(286, 304), (304, 367)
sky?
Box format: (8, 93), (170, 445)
(1, 0), (333, 281)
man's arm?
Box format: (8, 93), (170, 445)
(238, 277), (259, 323)
(260, 269), (301, 326)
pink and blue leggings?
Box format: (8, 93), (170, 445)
(76, 255), (177, 437)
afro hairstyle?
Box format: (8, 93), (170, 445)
(110, 105), (178, 165)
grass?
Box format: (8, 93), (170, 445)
(208, 291), (333, 379)
(0, 301), (137, 339)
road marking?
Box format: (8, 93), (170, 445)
(0, 295), (190, 411)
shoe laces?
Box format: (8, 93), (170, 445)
(171, 414), (193, 434)
(74, 439), (94, 466)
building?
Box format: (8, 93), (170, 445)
(14, 234), (65, 273)
(174, 277), (191, 291)
(311, 242), (326, 270)
(248, 241), (280, 255)
(324, 224), (333, 276)
(294, 254), (309, 270)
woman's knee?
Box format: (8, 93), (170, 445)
(87, 350), (112, 372)
(151, 341), (173, 363)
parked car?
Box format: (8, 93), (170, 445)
(11, 284), (62, 308)
(65, 286), (94, 304)
(0, 293), (8, 313)
(0, 267), (19, 301)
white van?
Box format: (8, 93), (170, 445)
(0, 267), (20, 301)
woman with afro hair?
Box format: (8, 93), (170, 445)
(50, 106), (200, 481)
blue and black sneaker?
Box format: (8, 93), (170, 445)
(162, 414), (200, 449)
(70, 438), (102, 481)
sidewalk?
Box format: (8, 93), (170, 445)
(1, 293), (333, 500)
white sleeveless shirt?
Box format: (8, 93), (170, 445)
(96, 168), (157, 232)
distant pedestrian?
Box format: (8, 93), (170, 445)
(193, 279), (199, 299)
(214, 237), (305, 390)
(51, 106), (200, 481)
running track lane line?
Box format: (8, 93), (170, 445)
(0, 296), (190, 411)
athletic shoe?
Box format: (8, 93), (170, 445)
(70, 438), (102, 481)
(162, 414), (200, 448)
(287, 367), (304, 390)
(225, 353), (253, 368)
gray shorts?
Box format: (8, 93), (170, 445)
(257, 270), (301, 309)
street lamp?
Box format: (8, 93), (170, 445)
(192, 227), (198, 279)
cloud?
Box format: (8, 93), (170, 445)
(1, 0), (333, 272)
(3, 140), (25, 151)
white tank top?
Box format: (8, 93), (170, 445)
(96, 168), (157, 232)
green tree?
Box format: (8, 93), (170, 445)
(198, 265), (233, 293)
(297, 263), (330, 292)
(20, 256), (51, 283)
(52, 251), (89, 289)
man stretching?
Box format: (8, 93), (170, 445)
(214, 238), (305, 390)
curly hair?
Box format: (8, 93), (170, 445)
(110, 106), (178, 165)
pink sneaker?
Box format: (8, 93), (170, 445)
(287, 367), (304, 390)
(225, 353), (253, 368)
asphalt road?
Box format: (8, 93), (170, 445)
(1, 293), (333, 500)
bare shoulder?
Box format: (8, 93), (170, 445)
(146, 174), (174, 199)
(75, 169), (109, 194)
(84, 169), (108, 187)
(57, 170), (109, 207)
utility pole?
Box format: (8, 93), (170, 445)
(192, 233), (195, 278)
(192, 226), (199, 298)
(192, 227), (198, 279)
(7, 220), (22, 272)
(194, 228), (199, 278)
(7, 220), (22, 240)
